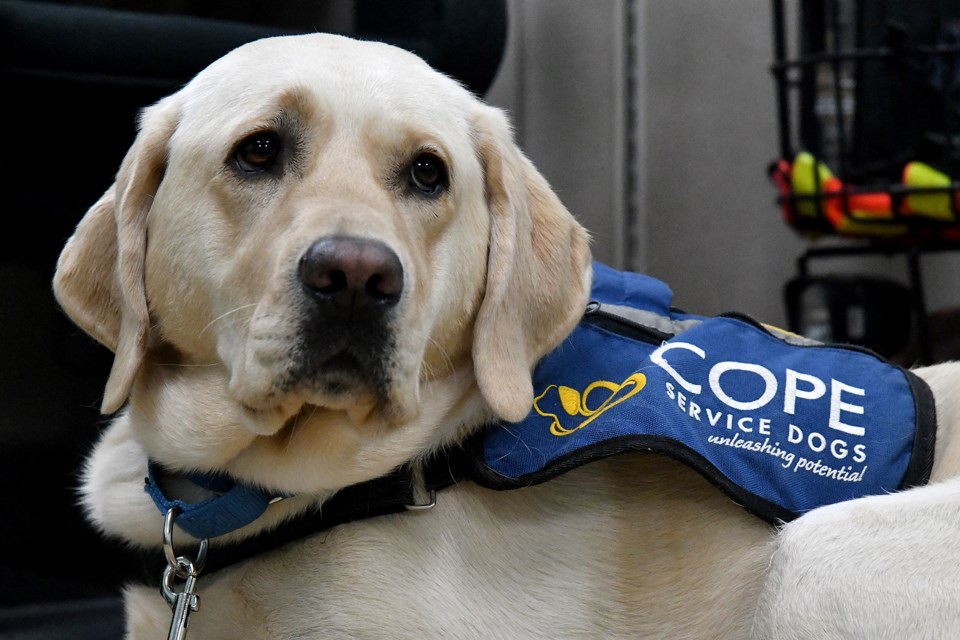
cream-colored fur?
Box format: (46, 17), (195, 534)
(753, 361), (960, 640)
(53, 34), (960, 639)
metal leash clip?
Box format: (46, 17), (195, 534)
(161, 508), (209, 640)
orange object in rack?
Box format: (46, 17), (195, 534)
(771, 152), (960, 240)
(772, 152), (903, 237)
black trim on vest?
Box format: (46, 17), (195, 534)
(902, 370), (938, 489)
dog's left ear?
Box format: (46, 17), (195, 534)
(472, 106), (593, 423)
(53, 98), (179, 414)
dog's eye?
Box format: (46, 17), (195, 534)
(233, 131), (282, 174)
(408, 153), (448, 196)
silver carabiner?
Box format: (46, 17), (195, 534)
(163, 508), (208, 576)
(160, 508), (209, 640)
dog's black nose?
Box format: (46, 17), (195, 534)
(299, 236), (404, 313)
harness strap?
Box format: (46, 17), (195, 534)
(138, 453), (468, 584)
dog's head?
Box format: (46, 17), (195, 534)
(54, 34), (591, 492)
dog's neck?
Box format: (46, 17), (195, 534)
(137, 449), (470, 582)
(81, 359), (491, 553)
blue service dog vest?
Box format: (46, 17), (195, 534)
(467, 262), (936, 524)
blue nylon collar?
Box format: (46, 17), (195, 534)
(145, 463), (283, 539)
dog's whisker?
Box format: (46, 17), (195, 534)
(421, 335), (456, 380)
(419, 359), (436, 382)
(153, 362), (221, 368)
(200, 303), (260, 336)
(284, 404), (319, 451)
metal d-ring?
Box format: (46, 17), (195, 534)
(405, 489), (437, 512)
(163, 508), (209, 576)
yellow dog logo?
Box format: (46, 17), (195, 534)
(534, 373), (647, 436)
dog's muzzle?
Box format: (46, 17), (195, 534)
(292, 235), (404, 396)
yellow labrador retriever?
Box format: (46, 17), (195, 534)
(54, 34), (960, 639)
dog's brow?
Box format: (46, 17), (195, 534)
(226, 86), (316, 142)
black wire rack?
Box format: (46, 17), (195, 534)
(770, 0), (960, 363)
(770, 0), (960, 243)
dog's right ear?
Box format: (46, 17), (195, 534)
(471, 106), (593, 423)
(53, 99), (178, 414)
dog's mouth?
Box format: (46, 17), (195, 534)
(267, 396), (380, 443)
(238, 390), (382, 437)
(301, 349), (391, 395)
(233, 344), (401, 436)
